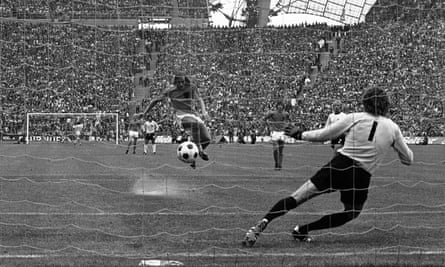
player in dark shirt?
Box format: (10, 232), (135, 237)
(264, 102), (290, 170)
(143, 74), (211, 168)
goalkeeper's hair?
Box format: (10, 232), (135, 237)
(362, 88), (390, 116)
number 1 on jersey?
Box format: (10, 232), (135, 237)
(368, 121), (378, 141)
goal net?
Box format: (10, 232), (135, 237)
(26, 113), (119, 145)
(1, 1), (443, 266)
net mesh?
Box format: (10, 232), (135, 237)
(0, 0), (444, 265)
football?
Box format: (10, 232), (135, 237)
(177, 141), (199, 163)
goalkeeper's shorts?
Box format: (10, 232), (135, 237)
(310, 153), (371, 206)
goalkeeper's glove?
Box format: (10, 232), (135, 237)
(285, 125), (303, 140)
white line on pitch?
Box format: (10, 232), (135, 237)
(1, 250), (444, 259)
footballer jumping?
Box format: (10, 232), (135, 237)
(143, 73), (211, 168)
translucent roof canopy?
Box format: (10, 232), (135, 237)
(272, 0), (377, 24)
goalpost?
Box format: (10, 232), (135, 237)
(26, 113), (120, 145)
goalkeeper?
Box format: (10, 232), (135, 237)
(243, 88), (413, 246)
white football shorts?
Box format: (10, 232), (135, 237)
(176, 113), (204, 126)
(271, 131), (285, 141)
(128, 130), (139, 139)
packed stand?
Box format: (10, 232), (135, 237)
(0, 0), (173, 19)
(1, 1), (444, 142)
(177, 0), (208, 18)
(141, 11), (443, 137)
(1, 21), (140, 139)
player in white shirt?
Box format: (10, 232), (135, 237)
(243, 88), (413, 246)
(143, 115), (159, 155)
(73, 118), (84, 146)
(325, 100), (347, 152)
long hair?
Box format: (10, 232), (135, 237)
(362, 88), (390, 116)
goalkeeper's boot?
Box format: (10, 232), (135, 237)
(291, 225), (312, 243)
(242, 219), (268, 247)
(199, 151), (209, 161)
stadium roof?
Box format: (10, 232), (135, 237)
(271, 0), (377, 25)
(210, 0), (377, 27)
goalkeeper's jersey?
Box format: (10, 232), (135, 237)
(301, 112), (413, 175)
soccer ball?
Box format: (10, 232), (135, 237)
(177, 141), (199, 163)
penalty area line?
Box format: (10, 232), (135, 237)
(0, 254), (46, 258)
(1, 250), (444, 259)
(164, 250), (445, 258)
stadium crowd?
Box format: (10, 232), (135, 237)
(1, 1), (444, 141)
(0, 0), (209, 19)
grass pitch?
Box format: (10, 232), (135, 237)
(0, 141), (444, 266)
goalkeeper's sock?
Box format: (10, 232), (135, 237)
(299, 211), (358, 233)
(264, 196), (297, 222)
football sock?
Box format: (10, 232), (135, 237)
(264, 196), (297, 222)
(278, 143), (284, 167)
(153, 144), (156, 153)
(144, 144), (148, 153)
(299, 210), (359, 233)
(273, 149), (278, 167)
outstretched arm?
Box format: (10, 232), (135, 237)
(143, 84), (174, 115)
(143, 96), (163, 115)
(392, 126), (414, 165)
(198, 96), (208, 115)
(286, 115), (353, 142)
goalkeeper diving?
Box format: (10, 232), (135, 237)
(243, 87), (414, 246)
